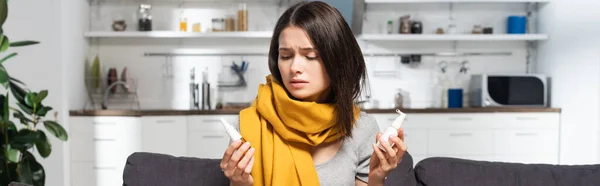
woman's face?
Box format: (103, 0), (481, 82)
(277, 26), (331, 102)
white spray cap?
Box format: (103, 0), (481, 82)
(391, 109), (406, 129)
(220, 118), (242, 140)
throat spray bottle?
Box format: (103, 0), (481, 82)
(376, 109), (406, 151)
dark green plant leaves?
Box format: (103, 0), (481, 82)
(35, 90), (47, 104)
(6, 147), (19, 163)
(35, 130), (51, 158)
(0, 64), (8, 88)
(10, 129), (38, 150)
(1, 35), (9, 52)
(20, 151), (45, 186)
(43, 121), (68, 141)
(13, 109), (32, 125)
(9, 41), (39, 47)
(2, 92), (7, 122)
(0, 52), (16, 64)
(17, 102), (32, 115)
(35, 106), (52, 117)
(10, 77), (25, 85)
(0, 0), (7, 26)
(25, 92), (36, 107)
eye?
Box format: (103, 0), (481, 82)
(306, 55), (319, 60)
(280, 56), (292, 60)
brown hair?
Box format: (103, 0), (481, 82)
(268, 1), (367, 138)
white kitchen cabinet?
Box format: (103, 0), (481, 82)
(141, 116), (188, 157)
(69, 116), (141, 186)
(187, 115), (238, 159)
(369, 112), (560, 165)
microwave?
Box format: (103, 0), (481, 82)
(469, 74), (549, 107)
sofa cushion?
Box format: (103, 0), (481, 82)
(122, 152), (229, 186)
(415, 157), (600, 186)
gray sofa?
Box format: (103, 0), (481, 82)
(122, 152), (600, 186)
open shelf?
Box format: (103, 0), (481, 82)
(365, 0), (550, 3)
(84, 31), (274, 39)
(359, 34), (549, 41)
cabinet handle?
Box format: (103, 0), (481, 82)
(448, 117), (472, 121)
(516, 117), (539, 121)
(156, 120), (175, 124)
(94, 166), (116, 170)
(202, 135), (225, 139)
(94, 138), (116, 141)
(202, 119), (221, 123)
(449, 133), (473, 137)
(515, 133), (538, 136)
(93, 122), (116, 125)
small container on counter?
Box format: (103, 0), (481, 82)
(212, 18), (224, 32)
(193, 23), (201, 32)
(237, 1), (248, 31)
(137, 4), (153, 31)
(179, 17), (188, 32)
(225, 16), (235, 32)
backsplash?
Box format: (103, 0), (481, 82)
(83, 1), (531, 110)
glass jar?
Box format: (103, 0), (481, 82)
(212, 18), (224, 32)
(137, 4), (153, 31)
(237, 1), (248, 31)
(395, 89), (404, 109)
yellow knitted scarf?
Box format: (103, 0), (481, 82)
(239, 75), (359, 186)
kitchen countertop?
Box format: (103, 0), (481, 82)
(69, 107), (561, 117)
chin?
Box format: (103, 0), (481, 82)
(288, 90), (313, 100)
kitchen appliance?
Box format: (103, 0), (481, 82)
(469, 74), (548, 107)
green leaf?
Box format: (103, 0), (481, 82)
(17, 102), (32, 115)
(10, 129), (39, 150)
(43, 121), (68, 141)
(22, 151), (45, 186)
(18, 155), (33, 184)
(10, 77), (25, 85)
(35, 90), (48, 104)
(10, 80), (29, 106)
(1, 35), (9, 52)
(0, 0), (7, 26)
(0, 52), (16, 64)
(2, 92), (7, 122)
(0, 64), (8, 88)
(13, 109), (32, 125)
(7, 120), (16, 131)
(35, 131), (51, 158)
(35, 106), (52, 117)
(7, 147), (19, 163)
(9, 41), (39, 47)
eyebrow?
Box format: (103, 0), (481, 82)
(278, 47), (316, 51)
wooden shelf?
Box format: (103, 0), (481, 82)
(84, 31), (274, 39)
(359, 34), (549, 41)
(365, 0), (550, 3)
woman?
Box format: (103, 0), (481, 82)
(220, 1), (407, 186)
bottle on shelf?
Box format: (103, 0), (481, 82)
(137, 4), (153, 31)
(237, 1), (248, 31)
(179, 12), (188, 32)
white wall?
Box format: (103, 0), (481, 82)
(83, 2), (529, 110)
(4, 0), (66, 185)
(536, 0), (600, 164)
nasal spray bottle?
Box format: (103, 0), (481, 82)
(376, 109), (406, 151)
(220, 118), (246, 143)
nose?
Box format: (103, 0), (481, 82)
(290, 56), (305, 74)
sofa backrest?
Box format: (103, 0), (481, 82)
(414, 157), (600, 186)
(122, 151), (417, 186)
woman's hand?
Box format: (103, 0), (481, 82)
(368, 128), (407, 185)
(220, 140), (255, 186)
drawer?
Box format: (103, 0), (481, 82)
(494, 129), (559, 155)
(94, 121), (117, 140)
(188, 115), (238, 133)
(71, 162), (95, 186)
(494, 113), (560, 129)
(95, 166), (119, 186)
(426, 113), (495, 129)
(403, 129), (428, 155)
(428, 129), (493, 155)
(71, 131), (95, 162)
(188, 132), (230, 159)
(95, 140), (117, 167)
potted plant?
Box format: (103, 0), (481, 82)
(0, 0), (69, 185)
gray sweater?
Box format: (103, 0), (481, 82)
(231, 112), (380, 185)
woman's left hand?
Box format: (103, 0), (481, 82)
(368, 128), (407, 184)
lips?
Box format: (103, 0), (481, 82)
(289, 79), (308, 89)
